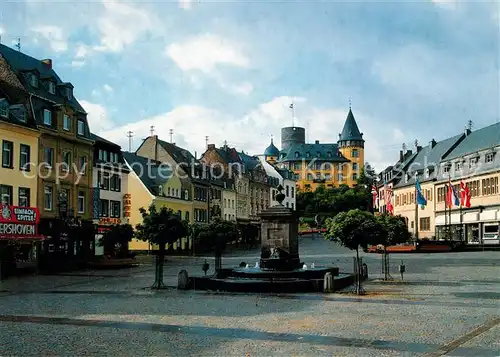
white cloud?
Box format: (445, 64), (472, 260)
(80, 100), (114, 134)
(431, 0), (458, 9)
(166, 34), (250, 73)
(75, 43), (90, 58)
(94, 0), (158, 53)
(179, 0), (192, 10)
(31, 25), (68, 52)
(221, 81), (254, 96)
(92, 96), (402, 171)
(71, 60), (86, 68)
(103, 84), (113, 92)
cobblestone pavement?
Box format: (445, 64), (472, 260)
(0, 238), (499, 356)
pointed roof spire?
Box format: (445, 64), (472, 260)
(339, 108), (364, 142)
(264, 136), (280, 156)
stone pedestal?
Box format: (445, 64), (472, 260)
(258, 202), (301, 271)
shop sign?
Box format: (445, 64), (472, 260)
(0, 205), (40, 239)
(123, 194), (132, 218)
(0, 205), (40, 224)
(98, 217), (122, 225)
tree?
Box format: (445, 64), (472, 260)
(376, 214), (412, 280)
(135, 205), (188, 289)
(99, 224), (134, 258)
(324, 209), (384, 294)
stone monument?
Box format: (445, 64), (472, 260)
(259, 185), (302, 271)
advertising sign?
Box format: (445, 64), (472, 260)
(0, 205), (41, 239)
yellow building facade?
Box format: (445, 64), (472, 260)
(0, 120), (40, 207)
(123, 152), (193, 252)
(275, 109), (364, 191)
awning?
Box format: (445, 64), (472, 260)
(0, 235), (45, 240)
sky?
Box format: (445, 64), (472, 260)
(1, 0), (499, 171)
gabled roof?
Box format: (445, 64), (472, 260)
(122, 152), (172, 196)
(215, 146), (242, 164)
(157, 138), (196, 164)
(443, 123), (500, 161)
(394, 134), (464, 188)
(239, 151), (261, 171)
(339, 109), (364, 142)
(278, 142), (349, 162)
(91, 133), (119, 148)
(0, 44), (85, 113)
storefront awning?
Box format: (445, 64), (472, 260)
(0, 235), (45, 240)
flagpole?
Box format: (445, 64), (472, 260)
(415, 175), (419, 245)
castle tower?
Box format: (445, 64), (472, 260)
(264, 138), (280, 164)
(281, 126), (305, 151)
(338, 109), (365, 186)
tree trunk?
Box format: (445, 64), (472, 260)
(355, 247), (361, 295)
(152, 243), (167, 289)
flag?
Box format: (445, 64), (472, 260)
(384, 183), (394, 215)
(446, 179), (460, 207)
(460, 180), (466, 206)
(460, 182), (471, 208)
(289, 103), (294, 109)
(415, 178), (427, 208)
(371, 184), (379, 209)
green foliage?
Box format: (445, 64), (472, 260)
(356, 162), (377, 187)
(191, 219), (239, 253)
(324, 209), (383, 251)
(296, 185), (371, 218)
(376, 214), (412, 247)
(99, 224), (134, 258)
(135, 205), (188, 247)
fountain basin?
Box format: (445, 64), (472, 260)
(189, 272), (353, 293)
(219, 266), (339, 280)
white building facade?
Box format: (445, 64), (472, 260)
(258, 156), (297, 210)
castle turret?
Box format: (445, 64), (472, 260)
(338, 109), (365, 186)
(264, 138), (280, 164)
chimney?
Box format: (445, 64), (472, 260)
(399, 150), (404, 163)
(41, 59), (52, 69)
(208, 144), (215, 150)
(154, 135), (158, 162)
(416, 145), (422, 152)
(315, 140), (319, 144)
(465, 128), (471, 136)
(404, 149), (413, 160)
(429, 139), (437, 149)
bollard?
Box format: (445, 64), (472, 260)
(362, 263), (368, 280)
(323, 272), (334, 293)
(177, 270), (189, 290)
(399, 260), (406, 281)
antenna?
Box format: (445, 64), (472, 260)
(205, 135), (209, 148)
(402, 143), (407, 152)
(223, 140), (227, 146)
(169, 129), (174, 143)
(150, 125), (155, 136)
(349, 97), (352, 110)
(270, 133), (274, 142)
(15, 37), (20, 51)
(289, 100), (295, 127)
(467, 120), (474, 131)
(126, 131), (134, 152)
(414, 139), (419, 147)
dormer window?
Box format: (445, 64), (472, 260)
(10, 105), (26, 123)
(485, 152), (495, 163)
(43, 109), (52, 126)
(305, 152), (310, 158)
(66, 87), (73, 100)
(77, 119), (85, 135)
(48, 81), (56, 94)
(425, 168), (430, 179)
(316, 152), (321, 158)
(405, 173), (410, 182)
(0, 99), (9, 118)
(455, 161), (462, 172)
(294, 152), (300, 158)
(443, 164), (451, 174)
(30, 74), (38, 88)
(327, 151), (332, 158)
(469, 157), (478, 168)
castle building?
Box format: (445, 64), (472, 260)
(272, 109), (365, 192)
